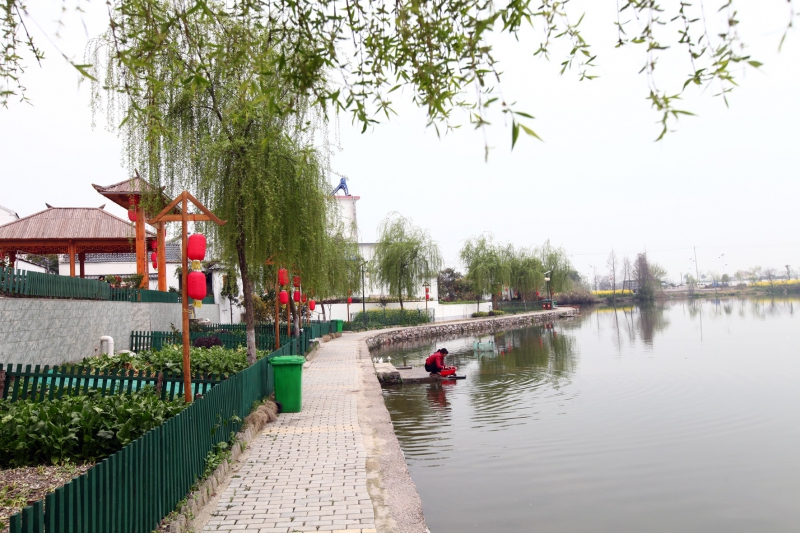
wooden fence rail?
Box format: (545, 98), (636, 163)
(0, 364), (222, 403)
(7, 343), (283, 533)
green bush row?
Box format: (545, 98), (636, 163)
(471, 310), (506, 318)
(79, 345), (271, 375)
(350, 309), (432, 330)
(0, 389), (186, 467)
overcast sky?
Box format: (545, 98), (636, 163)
(2, 2), (798, 284)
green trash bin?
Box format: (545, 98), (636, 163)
(336, 319), (344, 333)
(270, 355), (305, 413)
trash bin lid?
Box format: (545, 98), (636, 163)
(270, 355), (306, 365)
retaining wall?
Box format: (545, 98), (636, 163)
(0, 298), (220, 366)
(365, 308), (577, 349)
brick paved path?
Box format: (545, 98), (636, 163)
(204, 334), (377, 533)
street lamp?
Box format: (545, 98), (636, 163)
(360, 260), (367, 328)
(423, 281), (431, 314)
(543, 270), (552, 301)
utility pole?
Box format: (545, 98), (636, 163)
(694, 246), (699, 280)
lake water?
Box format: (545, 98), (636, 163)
(374, 298), (800, 533)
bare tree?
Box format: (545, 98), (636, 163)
(607, 248), (619, 301)
(764, 268), (778, 293)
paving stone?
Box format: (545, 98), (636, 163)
(203, 335), (376, 532)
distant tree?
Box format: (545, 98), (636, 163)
(786, 265), (792, 281)
(437, 268), (476, 302)
(764, 268), (778, 293)
(536, 240), (573, 297)
(633, 253), (665, 301)
(371, 213), (442, 310)
(721, 273), (731, 285)
(748, 266), (763, 285)
(220, 267), (241, 324)
(508, 246), (544, 301)
(607, 248), (619, 299)
(460, 234), (511, 310)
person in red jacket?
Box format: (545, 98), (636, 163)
(425, 348), (451, 375)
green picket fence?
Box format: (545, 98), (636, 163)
(0, 364), (222, 403)
(0, 265), (213, 304)
(6, 337), (311, 533)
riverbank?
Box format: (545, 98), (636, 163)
(190, 308), (577, 533)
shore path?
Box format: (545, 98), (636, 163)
(202, 309), (577, 533)
(203, 330), (394, 533)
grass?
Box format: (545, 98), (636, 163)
(591, 289), (634, 296)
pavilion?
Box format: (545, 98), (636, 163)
(0, 206), (154, 278)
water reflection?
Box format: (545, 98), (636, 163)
(376, 297), (800, 533)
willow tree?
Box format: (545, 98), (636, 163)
(371, 213), (442, 310)
(536, 240), (573, 297)
(459, 234), (511, 310)
(89, 4), (335, 364)
(5, 1), (783, 146)
(508, 246), (545, 301)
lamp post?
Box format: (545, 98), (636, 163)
(543, 270), (552, 302)
(361, 260), (367, 328)
(423, 281), (430, 313)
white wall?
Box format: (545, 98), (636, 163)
(0, 205), (18, 226)
(14, 258), (47, 273)
(57, 261), (182, 291)
(313, 300), (488, 322)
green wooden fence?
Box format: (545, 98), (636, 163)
(6, 339), (305, 533)
(0, 265), (206, 304)
(0, 364), (223, 403)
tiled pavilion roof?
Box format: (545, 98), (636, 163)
(0, 206), (154, 255)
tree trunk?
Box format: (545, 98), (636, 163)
(321, 302), (327, 321)
(398, 274), (404, 310)
(289, 297), (300, 338)
(236, 238), (257, 365)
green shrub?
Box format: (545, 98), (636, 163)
(0, 389), (185, 467)
(488, 310), (505, 316)
(350, 309), (432, 330)
(472, 311), (489, 317)
(80, 345), (270, 375)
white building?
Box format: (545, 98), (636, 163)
(58, 241), (182, 292)
(0, 204), (19, 226)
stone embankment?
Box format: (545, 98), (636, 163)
(365, 307), (577, 350)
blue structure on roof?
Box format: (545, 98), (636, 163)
(331, 177), (350, 196)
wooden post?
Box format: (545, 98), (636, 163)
(135, 201), (148, 288)
(157, 222), (167, 291)
(68, 241), (76, 277)
(286, 302), (290, 339)
(180, 193), (191, 403)
(79, 252), (86, 278)
(148, 190), (225, 403)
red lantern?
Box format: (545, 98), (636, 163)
(279, 290), (289, 305)
(278, 268), (289, 286)
(151, 252), (158, 269)
(187, 271), (207, 301)
(347, 297), (352, 305)
(301, 294), (307, 304)
(425, 294), (430, 300)
(293, 290), (301, 302)
(425, 286), (430, 293)
(150, 240), (157, 251)
(293, 275), (301, 287)
(187, 234), (206, 261)
(309, 300), (316, 311)
(128, 209), (137, 222)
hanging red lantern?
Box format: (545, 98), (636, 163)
(293, 275), (301, 287)
(187, 233), (206, 261)
(128, 209), (137, 222)
(301, 294), (307, 304)
(187, 271), (207, 301)
(293, 290), (301, 302)
(425, 294), (430, 300)
(425, 286), (430, 293)
(309, 300), (316, 311)
(347, 296), (352, 305)
(278, 268), (289, 286)
(150, 240), (157, 251)
(279, 290), (289, 305)
(151, 252), (158, 269)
